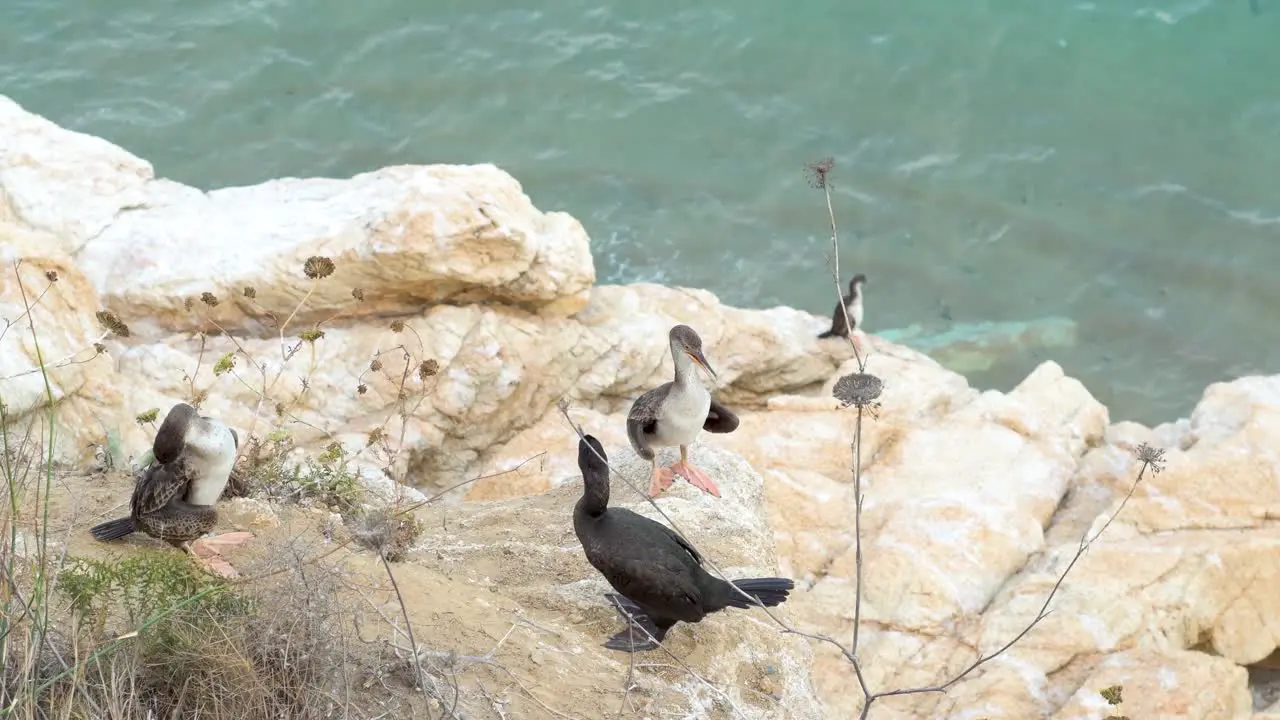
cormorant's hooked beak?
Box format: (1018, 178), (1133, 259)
(684, 348), (717, 381)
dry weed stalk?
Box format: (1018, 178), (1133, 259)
(1, 259), (112, 718)
(554, 157), (1167, 718)
(0, 263), (114, 387)
(1, 255), (547, 718)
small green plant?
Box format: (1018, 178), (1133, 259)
(58, 553), (248, 635)
(236, 432), (364, 513)
(1100, 683), (1129, 719)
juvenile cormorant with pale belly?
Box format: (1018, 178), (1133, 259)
(818, 273), (867, 340)
(626, 325), (738, 498)
(90, 403), (249, 577)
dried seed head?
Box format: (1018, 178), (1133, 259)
(44, 270), (58, 283)
(320, 441), (344, 463)
(191, 388), (209, 407)
(351, 507), (424, 561)
(389, 320), (405, 333)
(366, 427), (385, 447)
(95, 310), (131, 338)
(183, 297), (195, 312)
(369, 359), (383, 372)
(200, 292), (219, 307)
(806, 157), (836, 190)
(93, 342), (106, 355)
(418, 359), (439, 380)
(242, 286), (257, 299)
(357, 383), (368, 395)
(274, 402), (286, 417)
(832, 372), (883, 409)
(351, 287), (365, 301)
(303, 255), (336, 280)
(1135, 442), (1166, 474)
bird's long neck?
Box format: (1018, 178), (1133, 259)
(577, 471), (610, 518)
(671, 342), (701, 390)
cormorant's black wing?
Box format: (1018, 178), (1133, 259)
(704, 397), (739, 434)
(590, 509), (706, 623)
(626, 383), (672, 460)
(653, 522), (702, 566)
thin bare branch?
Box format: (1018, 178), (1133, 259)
(379, 554), (432, 709)
(857, 448), (1159, 716)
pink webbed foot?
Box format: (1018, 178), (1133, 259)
(188, 531), (254, 579)
(669, 462), (721, 498)
(647, 465), (677, 497)
(849, 331), (866, 359)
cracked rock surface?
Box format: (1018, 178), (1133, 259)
(5, 93), (1280, 719)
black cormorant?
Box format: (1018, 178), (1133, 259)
(573, 433), (794, 652)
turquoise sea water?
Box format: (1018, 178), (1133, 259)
(3, 0), (1279, 425)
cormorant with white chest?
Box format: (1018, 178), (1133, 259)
(90, 403), (250, 577)
(626, 325), (739, 498)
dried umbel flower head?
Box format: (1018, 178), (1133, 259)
(369, 359), (383, 372)
(351, 287), (365, 301)
(418, 359), (439, 380)
(806, 157), (835, 189)
(200, 292), (219, 307)
(93, 342), (106, 355)
(242, 286), (257, 299)
(183, 297), (195, 312)
(44, 270), (58, 283)
(356, 383), (368, 395)
(366, 427), (385, 447)
(833, 371), (883, 410)
(303, 255), (336, 280)
(95, 310), (131, 338)
(1135, 442), (1166, 474)
(389, 320), (405, 333)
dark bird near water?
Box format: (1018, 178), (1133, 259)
(572, 433), (795, 652)
(626, 325), (739, 498)
(817, 273), (867, 340)
(89, 403), (249, 577)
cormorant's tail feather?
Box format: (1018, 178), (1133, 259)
(603, 593), (666, 652)
(816, 329), (838, 339)
(89, 517), (136, 542)
(726, 577), (795, 609)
